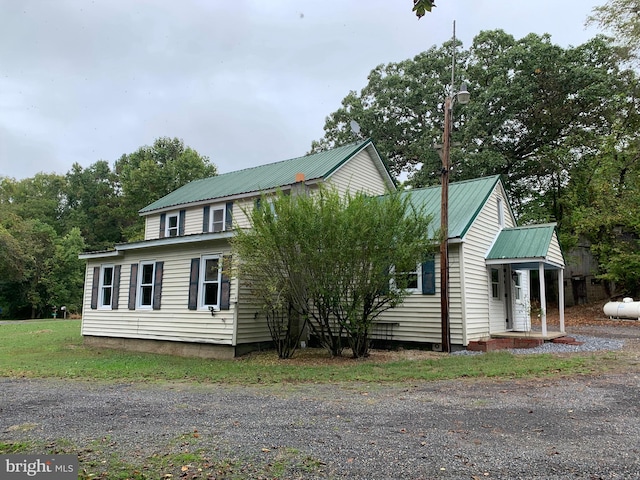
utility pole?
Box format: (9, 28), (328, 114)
(440, 20), (469, 353)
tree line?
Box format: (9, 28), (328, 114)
(0, 137), (217, 318)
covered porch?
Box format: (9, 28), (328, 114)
(485, 224), (566, 338)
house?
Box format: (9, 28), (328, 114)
(80, 139), (565, 357)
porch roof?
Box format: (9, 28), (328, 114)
(486, 224), (564, 269)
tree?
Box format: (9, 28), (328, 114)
(49, 227), (86, 314)
(232, 187), (435, 358)
(587, 0), (640, 61)
(312, 31), (633, 222)
(1, 173), (68, 235)
(115, 137), (218, 241)
(0, 214), (57, 318)
(65, 161), (124, 251)
(562, 123), (640, 297)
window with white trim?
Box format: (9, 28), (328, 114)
(166, 213), (179, 237)
(138, 262), (156, 308)
(399, 263), (421, 292)
(210, 207), (225, 233)
(491, 268), (500, 299)
(99, 265), (114, 309)
(392, 263), (421, 293)
(200, 255), (221, 309)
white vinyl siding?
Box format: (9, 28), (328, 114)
(145, 216), (160, 241)
(461, 185), (516, 342)
(184, 205), (203, 235)
(234, 275), (273, 344)
(81, 242), (237, 345)
(376, 184), (516, 346)
(328, 149), (390, 196)
(376, 245), (463, 346)
(547, 231), (564, 267)
(232, 199), (253, 230)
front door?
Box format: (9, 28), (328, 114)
(489, 266), (510, 333)
(512, 270), (531, 331)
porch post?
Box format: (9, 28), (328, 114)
(558, 268), (565, 333)
(539, 262), (547, 337)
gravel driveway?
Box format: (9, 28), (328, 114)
(2, 328), (640, 479)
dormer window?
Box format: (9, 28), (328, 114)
(210, 207), (225, 233)
(166, 213), (179, 237)
(159, 210), (185, 238)
(203, 202), (233, 234)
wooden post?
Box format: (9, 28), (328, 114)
(440, 96), (452, 353)
(539, 262), (547, 337)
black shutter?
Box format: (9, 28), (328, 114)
(178, 210), (186, 236)
(159, 213), (166, 238)
(381, 265), (391, 295)
(128, 263), (138, 310)
(90, 266), (100, 309)
(188, 258), (200, 310)
(152, 261), (164, 310)
(202, 206), (210, 233)
(220, 255), (232, 310)
(225, 202), (233, 231)
(112, 265), (121, 309)
(422, 258), (436, 295)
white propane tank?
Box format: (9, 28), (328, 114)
(603, 297), (640, 320)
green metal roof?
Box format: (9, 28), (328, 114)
(140, 140), (384, 214)
(401, 175), (501, 239)
(486, 224), (557, 261)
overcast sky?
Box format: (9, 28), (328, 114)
(1, 0), (604, 180)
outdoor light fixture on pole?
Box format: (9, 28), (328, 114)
(440, 21), (469, 353)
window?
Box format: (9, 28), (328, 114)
(211, 208), (225, 233)
(99, 265), (114, 309)
(200, 255), (221, 309)
(491, 268), (500, 299)
(160, 210), (184, 238)
(166, 213), (179, 237)
(396, 264), (420, 292)
(203, 203), (233, 233)
(138, 262), (156, 308)
(391, 259), (435, 295)
(497, 197), (504, 228)
(514, 271), (522, 302)
(188, 255), (232, 311)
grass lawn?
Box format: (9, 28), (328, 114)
(0, 316), (628, 479)
(0, 319), (617, 384)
